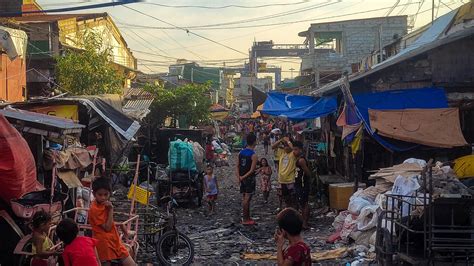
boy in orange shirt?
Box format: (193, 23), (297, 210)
(89, 177), (136, 266)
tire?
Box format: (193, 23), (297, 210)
(156, 231), (194, 265)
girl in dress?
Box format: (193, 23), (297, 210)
(258, 158), (273, 203)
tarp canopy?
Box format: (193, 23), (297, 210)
(351, 87), (449, 151)
(262, 92), (337, 120)
(369, 108), (467, 148)
(252, 86), (267, 112)
(0, 114), (39, 202)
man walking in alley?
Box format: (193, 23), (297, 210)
(237, 133), (258, 225)
(293, 141), (312, 230)
(273, 136), (297, 209)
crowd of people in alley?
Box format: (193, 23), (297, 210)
(206, 118), (313, 265)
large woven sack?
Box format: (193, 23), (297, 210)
(168, 140), (197, 171)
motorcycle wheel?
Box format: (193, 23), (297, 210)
(156, 230), (194, 265)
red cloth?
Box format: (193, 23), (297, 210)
(0, 114), (38, 202)
(62, 236), (99, 266)
(205, 144), (214, 160)
(283, 241), (312, 266)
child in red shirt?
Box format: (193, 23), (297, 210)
(56, 218), (100, 266)
(274, 208), (311, 266)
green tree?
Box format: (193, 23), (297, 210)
(55, 32), (124, 95)
(145, 82), (212, 127)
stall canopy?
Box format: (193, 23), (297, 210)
(350, 87), (451, 151)
(210, 103), (229, 121)
(369, 108), (467, 148)
(262, 92), (337, 120)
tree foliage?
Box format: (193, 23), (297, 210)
(145, 82), (212, 127)
(55, 32), (124, 95)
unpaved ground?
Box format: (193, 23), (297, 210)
(172, 144), (348, 265)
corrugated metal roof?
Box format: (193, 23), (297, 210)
(122, 87), (155, 120)
(0, 107), (84, 137)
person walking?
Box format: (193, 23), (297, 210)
(237, 133), (258, 225)
(293, 141), (312, 229)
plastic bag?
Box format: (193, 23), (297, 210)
(332, 211), (349, 231)
(348, 191), (374, 215)
(168, 140), (197, 171)
(356, 205), (379, 231)
(403, 158), (427, 167)
(192, 142), (205, 172)
(340, 214), (358, 241)
(391, 175), (420, 217)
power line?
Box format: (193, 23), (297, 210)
(124, 6), (249, 56)
(139, 1), (312, 9)
(119, 2), (422, 31)
(0, 0), (141, 16)
(176, 1), (339, 29)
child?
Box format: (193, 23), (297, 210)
(203, 165), (218, 214)
(237, 133), (258, 225)
(31, 210), (60, 266)
(258, 158), (272, 203)
(56, 218), (100, 266)
(89, 177), (136, 266)
(274, 208), (312, 266)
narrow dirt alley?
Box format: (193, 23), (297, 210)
(174, 144), (341, 264)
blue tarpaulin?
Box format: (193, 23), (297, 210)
(262, 92), (337, 120)
(351, 87), (448, 151)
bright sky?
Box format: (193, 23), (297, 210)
(37, 0), (465, 78)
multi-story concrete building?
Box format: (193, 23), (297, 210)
(298, 16), (408, 88)
(233, 76), (272, 112)
(0, 25), (28, 102)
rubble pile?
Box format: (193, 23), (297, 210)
(327, 158), (474, 262)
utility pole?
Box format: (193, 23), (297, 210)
(379, 24), (383, 63)
(191, 68), (194, 83)
(432, 0), (435, 24)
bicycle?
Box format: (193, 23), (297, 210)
(155, 195), (194, 265)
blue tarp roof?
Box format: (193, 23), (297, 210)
(352, 87), (448, 151)
(262, 92), (337, 120)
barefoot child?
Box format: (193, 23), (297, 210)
(31, 210), (60, 266)
(203, 165), (218, 213)
(56, 218), (101, 266)
(258, 158), (272, 203)
(274, 208), (312, 266)
(89, 177), (136, 266)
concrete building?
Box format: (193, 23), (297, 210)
(233, 76), (272, 112)
(11, 11), (137, 97)
(298, 16), (408, 88)
(0, 25), (28, 102)
(168, 62), (224, 104)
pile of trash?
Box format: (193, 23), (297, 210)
(211, 139), (231, 167)
(328, 158), (474, 250)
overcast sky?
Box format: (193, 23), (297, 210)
(37, 0), (465, 78)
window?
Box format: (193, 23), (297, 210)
(315, 31), (343, 53)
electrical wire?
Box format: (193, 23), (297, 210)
(124, 6), (249, 56)
(0, 0), (141, 16)
(119, 2), (421, 31)
(139, 1), (312, 9)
